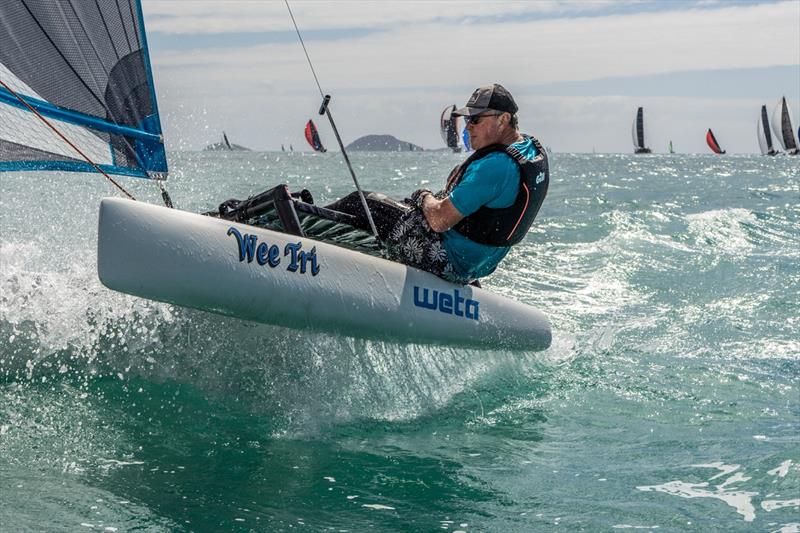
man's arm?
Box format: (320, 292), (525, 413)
(419, 193), (464, 233)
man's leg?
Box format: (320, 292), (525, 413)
(384, 209), (466, 283)
(325, 192), (408, 241)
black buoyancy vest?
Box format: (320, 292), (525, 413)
(444, 134), (549, 246)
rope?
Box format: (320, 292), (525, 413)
(284, 1), (381, 243)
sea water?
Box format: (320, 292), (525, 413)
(1, 152), (798, 531)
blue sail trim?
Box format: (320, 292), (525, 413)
(0, 160), (150, 178)
(0, 86), (166, 179)
(0, 87), (161, 143)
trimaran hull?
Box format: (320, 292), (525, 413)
(98, 198), (552, 351)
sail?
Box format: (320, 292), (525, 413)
(757, 105), (776, 155)
(706, 128), (725, 154)
(439, 104), (460, 152)
(304, 120), (326, 153)
(0, 0), (167, 179)
(223, 132), (232, 150)
(771, 97), (798, 154)
(668, 140), (674, 154)
(632, 106), (650, 153)
(462, 124), (471, 152)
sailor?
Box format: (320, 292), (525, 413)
(385, 83), (549, 284)
(326, 84), (548, 284)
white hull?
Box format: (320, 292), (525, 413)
(97, 198), (551, 351)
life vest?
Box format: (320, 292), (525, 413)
(444, 134), (549, 247)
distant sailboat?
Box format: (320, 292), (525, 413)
(203, 132), (249, 151)
(706, 128), (726, 154)
(304, 120), (326, 153)
(757, 105), (778, 156)
(668, 140), (674, 154)
(281, 144), (286, 152)
(289, 144), (294, 152)
(632, 107), (651, 154)
(771, 96), (798, 155)
(439, 105), (461, 153)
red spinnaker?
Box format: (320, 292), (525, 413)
(304, 120), (326, 153)
(706, 129), (725, 154)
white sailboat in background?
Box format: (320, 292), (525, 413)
(771, 96), (798, 155)
(632, 106), (651, 154)
(757, 105), (778, 156)
(439, 104), (461, 153)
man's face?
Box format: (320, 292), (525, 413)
(465, 112), (507, 150)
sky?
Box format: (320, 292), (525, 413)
(142, 0), (800, 154)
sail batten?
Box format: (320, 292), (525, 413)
(0, 0), (167, 179)
(0, 85), (161, 142)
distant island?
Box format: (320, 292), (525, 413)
(346, 134), (423, 152)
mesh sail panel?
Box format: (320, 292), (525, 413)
(0, 0), (167, 178)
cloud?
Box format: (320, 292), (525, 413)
(149, 1), (799, 90)
(143, 1), (800, 152)
(143, 0), (621, 35)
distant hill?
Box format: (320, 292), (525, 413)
(346, 134), (424, 152)
(203, 142), (251, 151)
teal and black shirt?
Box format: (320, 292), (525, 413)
(443, 136), (538, 280)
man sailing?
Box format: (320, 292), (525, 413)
(329, 84), (549, 284)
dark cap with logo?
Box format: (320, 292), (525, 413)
(452, 83), (518, 117)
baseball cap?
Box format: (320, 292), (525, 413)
(452, 83), (518, 116)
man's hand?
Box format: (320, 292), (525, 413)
(409, 188), (432, 210)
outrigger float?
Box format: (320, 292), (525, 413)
(98, 186), (551, 350)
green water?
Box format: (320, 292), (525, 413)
(1, 152), (798, 531)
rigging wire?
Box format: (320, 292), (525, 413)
(284, 0), (381, 243)
(0, 77), (135, 201)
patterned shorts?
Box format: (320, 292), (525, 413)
(384, 209), (467, 284)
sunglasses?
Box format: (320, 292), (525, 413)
(465, 112), (502, 125)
